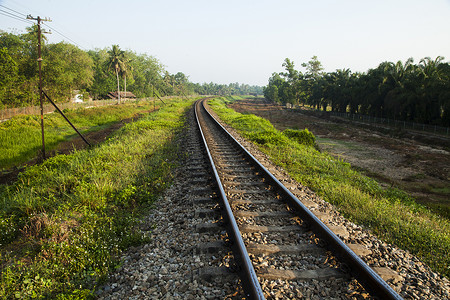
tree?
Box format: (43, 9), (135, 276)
(301, 56), (324, 79)
(299, 56), (325, 108)
(124, 51), (164, 98)
(266, 56), (450, 125)
(281, 58), (299, 81)
(415, 57), (445, 123)
(174, 72), (194, 96)
(0, 47), (19, 107)
(87, 49), (116, 99)
(106, 45), (126, 102)
(280, 58), (303, 105)
(120, 54), (133, 99)
(43, 42), (94, 101)
(436, 62), (450, 126)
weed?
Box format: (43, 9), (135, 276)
(283, 128), (316, 147)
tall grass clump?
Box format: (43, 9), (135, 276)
(0, 101), (159, 169)
(208, 97), (450, 278)
(0, 97), (197, 298)
(283, 128), (316, 147)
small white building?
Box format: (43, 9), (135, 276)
(74, 94), (83, 103)
(71, 90), (91, 103)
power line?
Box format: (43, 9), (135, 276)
(0, 8), (24, 19)
(1, 4), (89, 50)
(0, 4), (27, 18)
(4, 0), (41, 19)
(0, 9), (33, 25)
(42, 23), (86, 50)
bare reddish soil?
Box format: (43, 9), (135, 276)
(229, 98), (450, 219)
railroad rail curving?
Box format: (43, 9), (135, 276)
(194, 98), (402, 299)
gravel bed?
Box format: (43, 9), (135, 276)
(252, 253), (336, 271)
(236, 216), (296, 227)
(96, 183), (240, 299)
(96, 108), (244, 299)
(242, 231), (313, 246)
(232, 202), (288, 213)
(260, 278), (365, 300)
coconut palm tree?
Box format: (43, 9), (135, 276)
(120, 56), (133, 100)
(106, 45), (125, 103)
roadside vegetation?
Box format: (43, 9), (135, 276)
(0, 97), (196, 298)
(0, 100), (161, 169)
(209, 96), (450, 278)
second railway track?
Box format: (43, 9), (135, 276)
(194, 98), (402, 299)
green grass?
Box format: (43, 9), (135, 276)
(431, 187), (450, 195)
(208, 96), (450, 279)
(0, 97), (197, 298)
(0, 101), (159, 170)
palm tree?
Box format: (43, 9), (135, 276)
(416, 57), (445, 123)
(106, 45), (125, 103)
(120, 56), (133, 100)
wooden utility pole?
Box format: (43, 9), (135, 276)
(27, 15), (51, 160)
(152, 85), (155, 111)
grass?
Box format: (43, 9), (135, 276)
(0, 101), (160, 170)
(208, 96), (450, 279)
(430, 187), (450, 195)
(0, 97), (197, 298)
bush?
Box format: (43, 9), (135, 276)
(247, 131), (284, 145)
(283, 128), (316, 147)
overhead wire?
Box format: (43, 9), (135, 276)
(3, 0), (40, 17)
(0, 8), (33, 25)
(42, 23), (86, 50)
(1, 3), (89, 50)
(0, 4), (27, 17)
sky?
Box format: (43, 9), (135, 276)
(1, 0), (449, 86)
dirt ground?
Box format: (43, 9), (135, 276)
(229, 98), (450, 219)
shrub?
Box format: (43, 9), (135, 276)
(283, 128), (316, 147)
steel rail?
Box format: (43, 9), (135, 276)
(200, 99), (403, 300)
(194, 100), (266, 300)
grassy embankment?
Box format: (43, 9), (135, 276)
(0, 100), (161, 170)
(0, 97), (197, 298)
(208, 96), (450, 279)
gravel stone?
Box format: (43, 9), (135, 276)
(95, 102), (450, 299)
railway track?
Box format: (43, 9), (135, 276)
(193, 98), (402, 299)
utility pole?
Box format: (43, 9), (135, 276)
(27, 15), (51, 160)
(152, 84), (155, 111)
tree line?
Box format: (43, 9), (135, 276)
(0, 27), (262, 108)
(191, 82), (263, 96)
(264, 56), (450, 126)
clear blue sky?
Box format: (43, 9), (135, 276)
(1, 0), (449, 86)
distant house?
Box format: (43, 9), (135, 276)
(107, 91), (136, 99)
(71, 90), (84, 103)
(73, 94), (83, 103)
